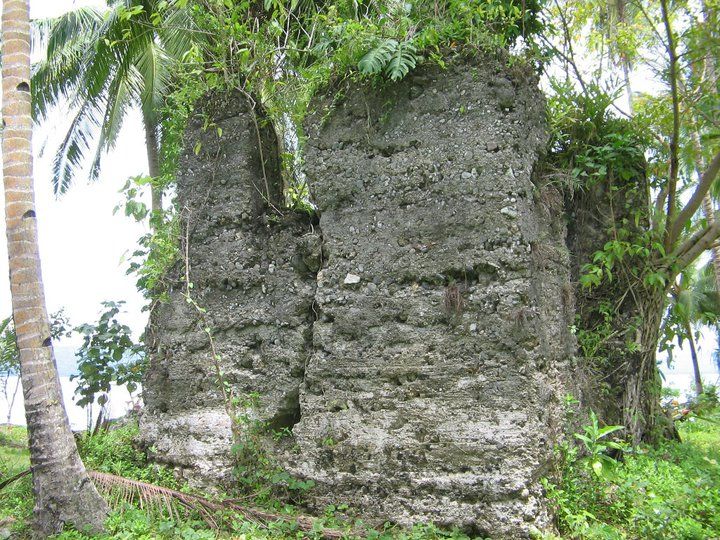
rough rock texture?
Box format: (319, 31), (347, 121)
(141, 58), (575, 537)
(140, 94), (320, 487)
(285, 58), (573, 537)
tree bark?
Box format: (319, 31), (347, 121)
(622, 287), (665, 443)
(701, 195), (720, 298)
(683, 319), (704, 396)
(143, 113), (163, 216)
(2, 1), (108, 536)
(614, 0), (633, 113)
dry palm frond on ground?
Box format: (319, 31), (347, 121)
(0, 469), (357, 539)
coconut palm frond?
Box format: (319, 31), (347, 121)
(0, 468), (30, 491)
(1, 469), (355, 539)
(33, 6), (104, 54)
(31, 8), (104, 121)
(50, 97), (103, 194)
(87, 69), (136, 181)
(158, 5), (198, 61)
(32, 0), (204, 192)
(87, 471), (353, 539)
(135, 41), (173, 124)
(88, 471), (219, 528)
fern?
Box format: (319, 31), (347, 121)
(385, 40), (417, 81)
(358, 38), (398, 75)
(358, 38), (418, 81)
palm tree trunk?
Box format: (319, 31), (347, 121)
(696, 1), (720, 300)
(143, 113), (163, 216)
(683, 320), (704, 396)
(701, 194), (720, 295)
(2, 1), (108, 536)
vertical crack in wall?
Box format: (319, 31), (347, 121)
(265, 215), (324, 433)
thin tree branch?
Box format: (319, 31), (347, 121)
(552, 0), (589, 96)
(661, 0), (681, 251)
(669, 150), (720, 243)
(675, 222), (720, 271)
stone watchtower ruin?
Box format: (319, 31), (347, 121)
(140, 57), (577, 538)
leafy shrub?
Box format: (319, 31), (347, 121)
(544, 409), (720, 539)
(696, 385), (719, 411)
(72, 301), (145, 408)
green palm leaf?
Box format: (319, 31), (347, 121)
(31, 0), (202, 195)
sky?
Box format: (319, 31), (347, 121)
(0, 0), (150, 347)
(0, 0), (718, 392)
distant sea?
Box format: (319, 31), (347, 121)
(1, 346), (140, 431)
(2, 346), (719, 431)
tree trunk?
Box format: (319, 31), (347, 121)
(698, 0), (720, 298)
(621, 55), (633, 114)
(143, 113), (163, 216)
(612, 0), (633, 113)
(683, 319), (704, 396)
(701, 195), (720, 298)
(1, 1), (108, 536)
(622, 287), (665, 443)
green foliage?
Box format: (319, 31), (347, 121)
(547, 81), (647, 193)
(0, 317), (23, 425)
(76, 421), (177, 487)
(544, 408), (720, 539)
(54, 508), (217, 540)
(546, 80), (687, 338)
(696, 385), (719, 412)
(358, 38), (418, 81)
(184, 0), (546, 131)
(119, 178), (181, 302)
(0, 317), (18, 377)
(71, 301), (145, 408)
(0, 426), (32, 537)
(660, 263), (720, 364)
(574, 302), (615, 359)
(573, 411), (627, 479)
(546, 82), (665, 294)
(230, 400), (316, 504)
(32, 0), (201, 193)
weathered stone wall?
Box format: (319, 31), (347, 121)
(284, 59), (572, 537)
(141, 58), (575, 538)
(140, 94), (320, 487)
